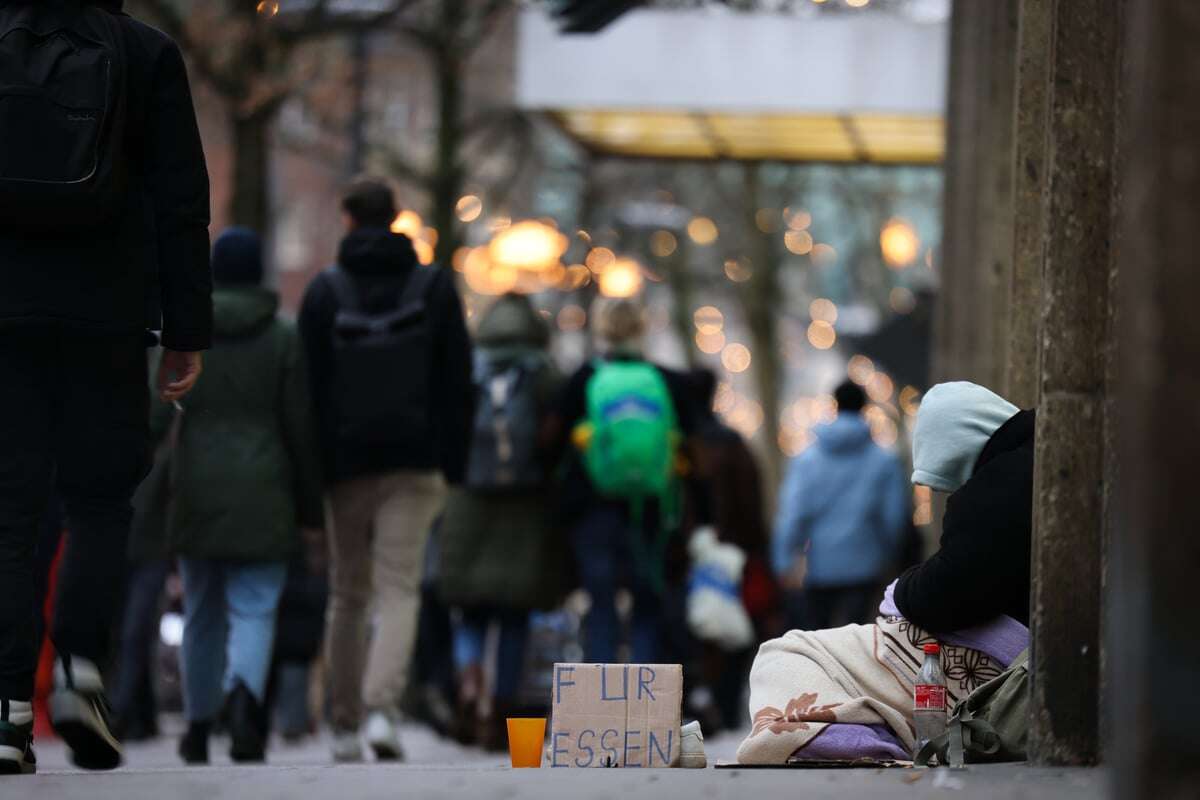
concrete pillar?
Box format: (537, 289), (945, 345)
(934, 1), (1017, 389)
(1005, 0), (1052, 408)
(1028, 0), (1121, 766)
(1111, 0), (1200, 794)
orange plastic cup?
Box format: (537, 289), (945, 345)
(506, 717), (547, 768)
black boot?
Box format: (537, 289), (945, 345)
(178, 720), (210, 765)
(226, 682), (266, 763)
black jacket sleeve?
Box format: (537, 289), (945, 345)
(297, 274), (336, 476)
(431, 269), (473, 485)
(145, 39), (212, 352)
(894, 447), (1034, 633)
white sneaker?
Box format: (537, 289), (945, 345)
(679, 721), (707, 769)
(331, 730), (363, 763)
(364, 711), (403, 762)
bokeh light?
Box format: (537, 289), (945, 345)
(695, 330), (726, 354)
(650, 230), (678, 258)
(687, 216), (719, 245)
(724, 257), (752, 282)
(557, 304), (587, 332)
(586, 247), (615, 273)
(755, 208), (779, 233)
(598, 257), (644, 298)
(721, 343), (752, 373)
(785, 208), (812, 230)
(489, 220), (568, 272)
(811, 242), (838, 266)
(809, 297), (838, 324)
(807, 320), (837, 349)
(455, 194), (483, 223)
(889, 286), (917, 314)
(413, 239), (434, 266)
(899, 385), (922, 416)
(866, 371), (895, 403)
(848, 354), (875, 385)
(693, 305), (724, 334)
(390, 210), (422, 239)
(880, 217), (920, 268)
(785, 229), (814, 255)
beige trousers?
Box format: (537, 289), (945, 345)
(324, 470), (446, 731)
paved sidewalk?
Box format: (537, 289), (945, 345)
(27, 721), (1106, 799)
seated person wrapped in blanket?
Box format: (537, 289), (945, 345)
(737, 382), (1034, 764)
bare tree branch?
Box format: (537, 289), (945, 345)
(136, 0), (244, 97)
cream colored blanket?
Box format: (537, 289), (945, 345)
(736, 614), (1006, 764)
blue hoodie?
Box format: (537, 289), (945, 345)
(772, 413), (908, 587)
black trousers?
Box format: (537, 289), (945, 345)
(786, 580), (882, 632)
(0, 326), (148, 699)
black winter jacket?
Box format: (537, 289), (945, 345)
(297, 228), (473, 485)
(0, 0), (212, 351)
(895, 409), (1035, 632)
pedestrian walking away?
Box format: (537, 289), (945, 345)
(156, 228), (323, 766)
(773, 380), (908, 631)
(299, 177), (473, 763)
(0, 0), (210, 775)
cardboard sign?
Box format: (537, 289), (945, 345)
(549, 663), (682, 768)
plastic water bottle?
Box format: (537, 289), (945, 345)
(913, 642), (947, 760)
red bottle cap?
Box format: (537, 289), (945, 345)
(923, 643), (940, 654)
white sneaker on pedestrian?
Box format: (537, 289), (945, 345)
(331, 730), (363, 764)
(49, 656), (121, 771)
(364, 711), (404, 762)
(679, 721), (707, 769)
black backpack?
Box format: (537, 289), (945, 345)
(0, 1), (128, 233)
(326, 264), (440, 451)
(465, 353), (546, 490)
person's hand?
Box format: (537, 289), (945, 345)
(157, 350), (203, 403)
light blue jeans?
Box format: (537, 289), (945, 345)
(179, 559), (287, 723)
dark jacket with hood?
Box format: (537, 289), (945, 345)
(894, 409), (1035, 632)
(438, 294), (569, 610)
(0, 0), (212, 351)
(297, 227), (473, 485)
(151, 285), (324, 562)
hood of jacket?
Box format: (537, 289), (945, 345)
(475, 293), (549, 350)
(912, 381), (1020, 492)
(337, 227), (418, 278)
(212, 286), (278, 339)
(813, 413), (875, 454)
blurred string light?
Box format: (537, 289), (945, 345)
(864, 404), (898, 447)
(455, 194), (483, 223)
(687, 216), (718, 245)
(693, 305), (724, 334)
(755, 208), (779, 233)
(650, 230), (678, 258)
(488, 216), (511, 233)
(585, 246), (615, 273)
(695, 330), (726, 354)
(390, 209), (422, 239)
(577, 229), (592, 244)
(451, 246), (470, 272)
(724, 257), (752, 283)
(721, 343), (752, 373)
(811, 242), (838, 266)
(256, 0), (279, 17)
(489, 220), (568, 273)
(597, 257), (644, 298)
(866, 371), (895, 403)
(413, 240), (434, 266)
(785, 229), (814, 255)
(880, 217), (920, 268)
(846, 0), (871, 7)
(785, 208), (812, 231)
(890, 286), (917, 314)
(562, 264), (592, 290)
(557, 304), (587, 332)
(899, 385), (922, 417)
(808, 320), (836, 350)
(847, 354), (875, 385)
(721, 393), (764, 438)
(809, 297), (838, 324)
(713, 381), (736, 414)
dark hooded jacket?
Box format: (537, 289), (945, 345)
(894, 409), (1035, 632)
(438, 294), (570, 610)
(297, 227), (473, 484)
(0, 0), (212, 351)
(151, 286), (323, 561)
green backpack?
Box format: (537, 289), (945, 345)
(580, 360), (681, 592)
(916, 648), (1030, 767)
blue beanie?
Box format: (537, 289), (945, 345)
(212, 227), (264, 286)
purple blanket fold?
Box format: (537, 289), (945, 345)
(879, 580), (1029, 668)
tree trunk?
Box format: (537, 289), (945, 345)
(663, 239), (698, 370)
(741, 163), (783, 488)
(230, 111), (272, 233)
(430, 2), (466, 266)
